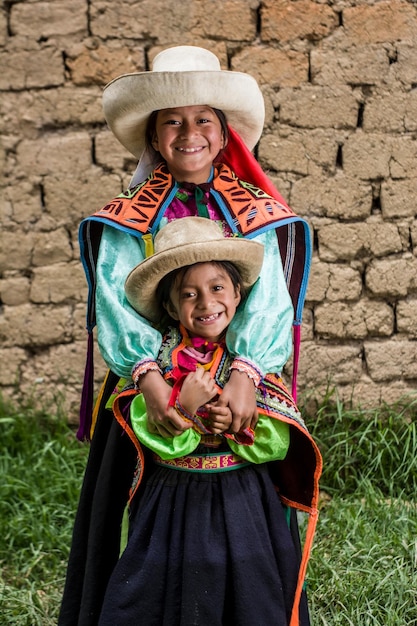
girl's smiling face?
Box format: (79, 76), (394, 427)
(151, 105), (225, 184)
(165, 262), (241, 342)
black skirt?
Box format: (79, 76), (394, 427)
(98, 460), (310, 626)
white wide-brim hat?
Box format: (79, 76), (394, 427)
(125, 217), (264, 322)
(103, 45), (265, 159)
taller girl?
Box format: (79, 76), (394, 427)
(61, 46), (320, 626)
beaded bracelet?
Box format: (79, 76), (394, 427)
(131, 359), (162, 389)
(174, 397), (211, 435)
(229, 357), (263, 388)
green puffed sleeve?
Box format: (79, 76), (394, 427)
(227, 417), (290, 464)
(131, 394), (201, 460)
(131, 394), (289, 464)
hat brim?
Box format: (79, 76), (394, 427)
(125, 237), (264, 322)
(103, 70), (265, 158)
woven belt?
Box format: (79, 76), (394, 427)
(153, 451), (251, 473)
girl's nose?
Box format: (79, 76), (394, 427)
(197, 292), (213, 309)
(180, 121), (196, 137)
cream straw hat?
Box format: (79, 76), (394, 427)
(125, 217), (264, 322)
(103, 45), (265, 160)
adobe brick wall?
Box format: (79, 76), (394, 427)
(1, 0), (417, 420)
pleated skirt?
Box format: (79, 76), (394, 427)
(98, 461), (310, 626)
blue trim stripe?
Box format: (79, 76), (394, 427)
(295, 220), (312, 325)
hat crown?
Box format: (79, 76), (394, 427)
(152, 46), (221, 73)
(125, 216), (264, 322)
(154, 217), (224, 255)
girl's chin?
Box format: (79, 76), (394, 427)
(190, 326), (224, 342)
(167, 164), (212, 184)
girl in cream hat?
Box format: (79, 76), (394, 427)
(61, 46), (318, 626)
(100, 217), (320, 626)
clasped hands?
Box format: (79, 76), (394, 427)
(139, 368), (258, 439)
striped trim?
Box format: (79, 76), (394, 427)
(153, 451), (251, 473)
(283, 221), (296, 284)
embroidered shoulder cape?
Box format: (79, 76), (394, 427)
(80, 162), (311, 333)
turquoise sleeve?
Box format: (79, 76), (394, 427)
(226, 229), (294, 374)
(95, 226), (163, 378)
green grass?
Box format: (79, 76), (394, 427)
(305, 393), (417, 625)
(307, 393), (417, 497)
(309, 494), (416, 625)
(0, 396), (88, 625)
(0, 392), (416, 624)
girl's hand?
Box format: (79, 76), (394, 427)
(139, 370), (191, 438)
(179, 367), (217, 416)
(216, 369), (258, 433)
(205, 403), (232, 434)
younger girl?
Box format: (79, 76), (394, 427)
(125, 216), (291, 466)
(97, 217), (321, 626)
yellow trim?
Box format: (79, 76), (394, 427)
(90, 369), (111, 438)
(142, 233), (154, 258)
